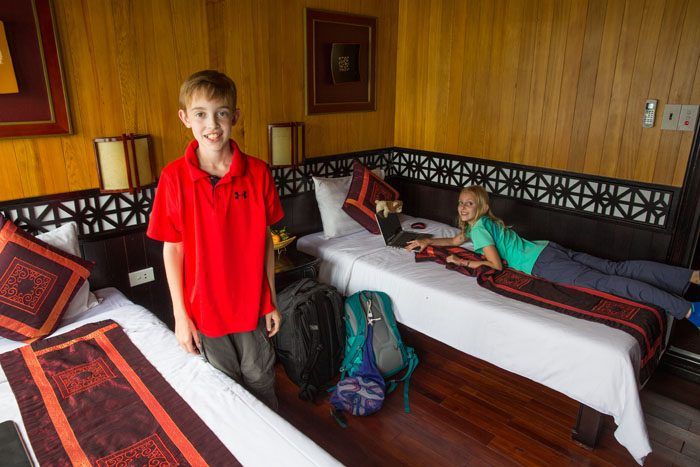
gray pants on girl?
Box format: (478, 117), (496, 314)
(531, 242), (692, 319)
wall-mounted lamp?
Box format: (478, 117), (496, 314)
(93, 133), (155, 193)
(268, 122), (305, 167)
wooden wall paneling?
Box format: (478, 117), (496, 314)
(550, 0), (588, 171)
(394, 0), (411, 149)
(508, 0), (538, 165)
(493, 0), (525, 163)
(60, 0), (121, 189)
(442, 1), (469, 157)
(13, 140), (42, 195)
(534, 0), (568, 170)
(521, 0), (554, 168)
(622, 0), (665, 183)
(455, 0), (482, 155)
(0, 143), (23, 201)
(34, 138), (70, 194)
(654, 0), (699, 185)
(111, 0), (138, 132)
(482, 0), (505, 160)
(582, 0), (626, 176)
(565, 0), (607, 174)
(53, 0), (105, 193)
(471, 0), (496, 158)
(600, 1), (645, 180)
(635, 0), (686, 183)
(394, 0), (700, 186)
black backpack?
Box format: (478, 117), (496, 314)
(273, 278), (345, 401)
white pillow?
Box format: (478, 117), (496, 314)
(313, 168), (384, 239)
(37, 222), (99, 320)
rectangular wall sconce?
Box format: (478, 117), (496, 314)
(268, 122), (305, 167)
(93, 133), (155, 193)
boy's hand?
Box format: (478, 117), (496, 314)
(175, 315), (201, 355)
(266, 309), (281, 337)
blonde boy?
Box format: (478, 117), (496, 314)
(148, 70), (283, 409)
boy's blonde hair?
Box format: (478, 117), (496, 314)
(458, 185), (505, 229)
(179, 70), (237, 110)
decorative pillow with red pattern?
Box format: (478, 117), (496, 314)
(0, 215), (93, 342)
(342, 161), (399, 234)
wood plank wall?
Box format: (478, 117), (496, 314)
(394, 0), (700, 187)
(0, 0), (398, 202)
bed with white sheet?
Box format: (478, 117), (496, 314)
(0, 287), (339, 467)
(298, 214), (665, 464)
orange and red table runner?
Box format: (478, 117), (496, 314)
(0, 320), (239, 466)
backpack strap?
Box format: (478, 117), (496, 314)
(298, 296), (323, 401)
(384, 347), (419, 413)
(339, 292), (368, 379)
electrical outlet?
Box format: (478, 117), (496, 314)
(128, 267), (155, 287)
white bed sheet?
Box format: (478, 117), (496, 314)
(0, 288), (339, 467)
(298, 215), (652, 464)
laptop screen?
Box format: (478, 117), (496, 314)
(375, 212), (403, 244)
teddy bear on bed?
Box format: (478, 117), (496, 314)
(375, 200), (403, 218)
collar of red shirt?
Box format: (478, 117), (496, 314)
(184, 139), (247, 183)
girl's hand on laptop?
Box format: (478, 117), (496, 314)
(405, 238), (430, 252)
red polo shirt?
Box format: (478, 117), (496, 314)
(147, 140), (284, 337)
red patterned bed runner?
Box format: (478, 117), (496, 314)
(0, 320), (239, 466)
(416, 246), (666, 382)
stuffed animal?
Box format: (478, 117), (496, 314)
(375, 200), (403, 218)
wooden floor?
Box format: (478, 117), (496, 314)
(276, 327), (700, 466)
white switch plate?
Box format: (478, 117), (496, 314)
(661, 104), (681, 130)
(129, 267), (155, 287)
(678, 104), (699, 132)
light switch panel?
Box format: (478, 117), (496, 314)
(678, 105), (699, 132)
(661, 104), (681, 130)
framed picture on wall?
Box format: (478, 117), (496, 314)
(0, 0), (71, 139)
(305, 9), (376, 115)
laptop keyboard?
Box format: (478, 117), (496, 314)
(390, 231), (422, 247)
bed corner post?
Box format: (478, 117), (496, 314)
(571, 403), (603, 449)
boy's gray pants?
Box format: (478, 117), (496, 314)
(199, 317), (278, 411)
(531, 242), (692, 319)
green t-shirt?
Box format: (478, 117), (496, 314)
(466, 217), (548, 274)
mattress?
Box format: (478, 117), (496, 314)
(298, 215), (654, 464)
(0, 288), (340, 467)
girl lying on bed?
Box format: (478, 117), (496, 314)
(405, 185), (700, 329)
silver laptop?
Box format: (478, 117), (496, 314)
(375, 212), (432, 247)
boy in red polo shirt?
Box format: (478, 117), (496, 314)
(147, 70), (284, 410)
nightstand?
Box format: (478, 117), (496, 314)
(274, 246), (321, 292)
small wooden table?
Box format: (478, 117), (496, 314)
(274, 246), (321, 292)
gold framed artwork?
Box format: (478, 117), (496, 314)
(0, 21), (19, 94)
(305, 9), (376, 115)
(0, 0), (71, 139)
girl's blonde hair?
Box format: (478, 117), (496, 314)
(457, 185), (505, 229)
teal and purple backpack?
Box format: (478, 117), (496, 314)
(338, 290), (419, 413)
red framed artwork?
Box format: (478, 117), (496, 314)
(0, 0), (71, 139)
(305, 9), (376, 115)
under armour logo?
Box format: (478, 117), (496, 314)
(234, 191), (248, 200)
